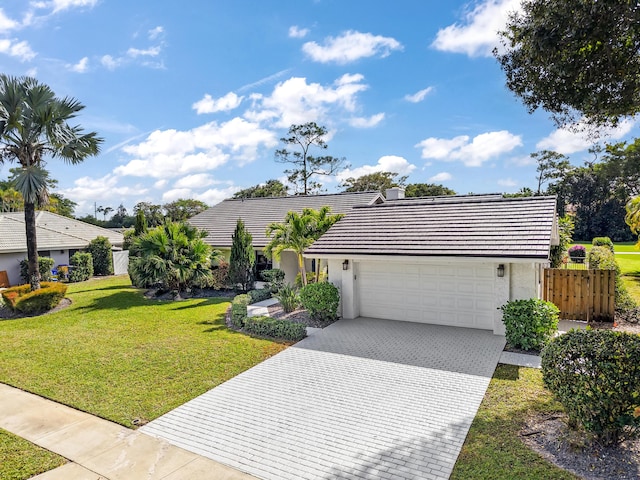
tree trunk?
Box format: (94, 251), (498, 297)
(298, 253), (307, 286)
(24, 201), (41, 291)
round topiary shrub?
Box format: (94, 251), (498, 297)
(541, 329), (640, 445)
(592, 236), (615, 254)
(299, 282), (339, 322)
(500, 298), (559, 351)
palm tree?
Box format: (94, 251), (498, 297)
(0, 75), (102, 290)
(306, 206), (343, 282)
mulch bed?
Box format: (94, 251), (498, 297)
(521, 413), (640, 479)
(267, 303), (337, 329)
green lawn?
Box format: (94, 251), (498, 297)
(0, 276), (287, 427)
(452, 365), (577, 480)
(573, 241), (639, 252)
(0, 428), (65, 480)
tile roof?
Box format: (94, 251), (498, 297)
(304, 195), (557, 259)
(0, 211), (125, 254)
(189, 191), (384, 248)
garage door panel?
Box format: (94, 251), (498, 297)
(357, 261), (495, 330)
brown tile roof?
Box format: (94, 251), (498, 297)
(304, 195), (557, 259)
(189, 191), (384, 248)
(0, 211), (124, 254)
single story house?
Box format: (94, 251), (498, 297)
(189, 191), (384, 282)
(304, 192), (559, 335)
(0, 211), (124, 286)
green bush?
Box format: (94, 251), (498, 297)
(299, 282), (339, 322)
(541, 329), (640, 445)
(592, 236), (615, 253)
(295, 271), (326, 288)
(87, 236), (114, 276)
(500, 298), (559, 351)
(248, 288), (272, 304)
(260, 268), (285, 293)
(588, 246), (636, 311)
(2, 282), (67, 314)
(276, 283), (298, 313)
(209, 260), (230, 290)
(244, 315), (306, 342)
(19, 257), (54, 283)
(69, 252), (93, 282)
(231, 294), (250, 328)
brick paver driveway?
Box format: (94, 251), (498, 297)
(142, 318), (505, 479)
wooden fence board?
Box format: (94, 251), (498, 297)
(543, 269), (615, 322)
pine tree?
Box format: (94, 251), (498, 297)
(229, 219), (255, 292)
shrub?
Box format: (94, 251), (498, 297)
(56, 265), (69, 282)
(69, 252), (93, 282)
(260, 268), (285, 293)
(87, 236), (114, 276)
(248, 288), (272, 304)
(244, 315), (306, 342)
(550, 215), (574, 268)
(592, 236), (615, 253)
(209, 260), (230, 290)
(275, 283), (298, 313)
(231, 294), (250, 328)
(294, 271), (326, 288)
(299, 282), (339, 322)
(541, 329), (640, 445)
(19, 257), (54, 283)
(568, 244), (586, 259)
(500, 298), (559, 351)
(588, 246), (636, 311)
(2, 282), (67, 314)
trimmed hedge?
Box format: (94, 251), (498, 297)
(244, 315), (306, 342)
(69, 252), (93, 282)
(500, 298), (559, 351)
(87, 236), (114, 276)
(592, 236), (615, 253)
(231, 294), (250, 328)
(19, 257), (54, 284)
(248, 288), (272, 304)
(260, 268), (285, 293)
(299, 282), (339, 322)
(1, 282), (67, 314)
(542, 329), (640, 445)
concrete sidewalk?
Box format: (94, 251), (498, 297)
(0, 383), (254, 480)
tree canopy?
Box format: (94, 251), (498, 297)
(232, 179), (288, 199)
(0, 75), (102, 290)
(404, 183), (456, 197)
(496, 0), (640, 127)
(163, 198), (209, 221)
(275, 122), (347, 195)
(341, 171), (407, 193)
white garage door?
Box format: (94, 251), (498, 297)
(357, 261), (495, 330)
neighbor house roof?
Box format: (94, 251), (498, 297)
(189, 191), (384, 248)
(304, 195), (558, 259)
(0, 211), (125, 254)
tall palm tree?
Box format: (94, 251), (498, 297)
(0, 75), (102, 290)
(306, 206), (343, 282)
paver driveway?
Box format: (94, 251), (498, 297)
(142, 318), (505, 479)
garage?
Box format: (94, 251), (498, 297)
(357, 261), (496, 329)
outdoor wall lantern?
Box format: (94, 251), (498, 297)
(497, 264), (505, 278)
(342, 260), (349, 271)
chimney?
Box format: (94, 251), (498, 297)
(385, 187), (405, 201)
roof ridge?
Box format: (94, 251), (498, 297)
(356, 195), (556, 208)
(223, 191), (382, 202)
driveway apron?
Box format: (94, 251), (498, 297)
(142, 317), (505, 480)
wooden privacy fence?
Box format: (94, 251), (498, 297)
(543, 269), (615, 322)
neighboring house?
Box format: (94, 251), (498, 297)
(304, 192), (559, 335)
(189, 191), (384, 282)
(0, 211), (124, 286)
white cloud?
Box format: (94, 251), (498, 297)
(431, 0), (521, 57)
(302, 30), (402, 64)
(536, 119), (635, 155)
(32, 0), (99, 13)
(416, 130), (522, 167)
(244, 74), (369, 127)
(148, 26), (164, 40)
(195, 186), (240, 206)
(100, 54), (122, 70)
(115, 117), (278, 179)
(161, 188), (193, 203)
(429, 172), (452, 182)
(127, 46), (161, 58)
(68, 56), (89, 73)
(349, 113), (384, 128)
(0, 39), (36, 61)
(174, 174), (217, 189)
(60, 174), (147, 205)
(337, 155), (416, 181)
(288, 25), (309, 38)
(507, 155), (536, 166)
(193, 92), (243, 114)
(0, 9), (19, 33)
(153, 179), (168, 189)
(404, 87), (434, 103)
(498, 178), (518, 187)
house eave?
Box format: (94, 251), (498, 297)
(302, 252), (550, 264)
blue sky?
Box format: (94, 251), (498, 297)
(0, 0), (636, 217)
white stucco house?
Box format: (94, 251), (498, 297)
(0, 211), (124, 287)
(304, 191), (559, 335)
(188, 191), (384, 283)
